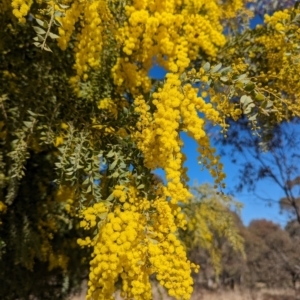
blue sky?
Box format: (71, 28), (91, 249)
(153, 126), (289, 227)
(148, 13), (292, 228)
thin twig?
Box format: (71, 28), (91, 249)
(41, 3), (55, 51)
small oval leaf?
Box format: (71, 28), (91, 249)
(33, 26), (46, 35)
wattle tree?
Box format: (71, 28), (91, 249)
(1, 0), (300, 299)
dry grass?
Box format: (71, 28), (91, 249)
(70, 283), (300, 300)
(191, 288), (299, 300)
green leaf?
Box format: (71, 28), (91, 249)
(292, 14), (300, 24)
(239, 78), (250, 85)
(220, 76), (228, 82)
(54, 11), (64, 18)
(261, 100), (268, 109)
(32, 42), (41, 48)
(37, 34), (44, 41)
(35, 19), (44, 27)
(112, 171), (119, 178)
(180, 72), (187, 81)
(109, 159), (118, 170)
(241, 95), (255, 114)
(237, 74), (247, 81)
(58, 3), (70, 9)
(43, 20), (49, 29)
(42, 44), (52, 52)
(98, 212), (107, 220)
(203, 62), (210, 72)
(23, 121), (33, 128)
(0, 94), (8, 102)
(106, 193), (115, 201)
(33, 26), (46, 35)
(85, 185), (92, 193)
(82, 177), (90, 185)
(266, 100), (273, 109)
(268, 109), (278, 113)
(248, 113), (258, 121)
(119, 162), (126, 169)
(107, 150), (115, 158)
(244, 103), (255, 114)
(137, 184), (145, 189)
(220, 66), (232, 75)
(27, 110), (38, 116)
(240, 95), (252, 106)
(211, 63), (222, 73)
(49, 32), (60, 39)
(53, 19), (63, 27)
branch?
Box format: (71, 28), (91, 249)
(41, 4), (55, 52)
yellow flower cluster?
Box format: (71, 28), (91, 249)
(7, 0), (250, 297)
(54, 135), (64, 147)
(39, 240), (69, 271)
(57, 0), (114, 88)
(86, 208), (151, 300)
(11, 0), (32, 23)
(0, 201), (7, 225)
(112, 0), (233, 95)
(134, 75), (191, 205)
(98, 98), (118, 119)
(264, 9), (290, 31)
(143, 188), (198, 299)
(148, 235), (198, 300)
(134, 73), (226, 204)
(57, 1), (83, 51)
(183, 185), (244, 275)
(254, 8), (300, 118)
(20, 185), (77, 271)
(48, 252), (69, 271)
(257, 9), (299, 66)
(196, 64), (243, 128)
(79, 202), (108, 230)
(222, 0), (244, 18)
(231, 58), (248, 74)
(181, 81), (226, 186)
(78, 183), (197, 300)
(9, 0), (243, 91)
(0, 201), (7, 213)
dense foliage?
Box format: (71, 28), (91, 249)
(1, 0), (300, 299)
